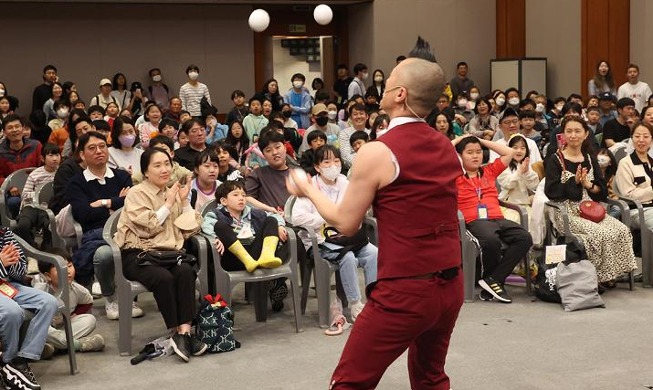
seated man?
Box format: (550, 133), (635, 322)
(66, 131), (142, 320)
(0, 226), (58, 390)
(0, 115), (43, 218)
(453, 135), (533, 303)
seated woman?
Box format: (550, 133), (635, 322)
(114, 147), (206, 362)
(497, 134), (540, 224)
(545, 116), (637, 287)
(453, 135), (533, 303)
(291, 145), (377, 323)
(108, 116), (144, 175)
(615, 122), (653, 231)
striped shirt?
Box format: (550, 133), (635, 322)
(179, 82), (211, 117)
(0, 228), (27, 281)
(21, 166), (57, 208)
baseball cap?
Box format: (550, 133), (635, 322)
(599, 92), (615, 101)
(99, 78), (112, 87)
(312, 103), (328, 116)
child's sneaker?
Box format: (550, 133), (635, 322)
(269, 279), (288, 312)
(40, 343), (55, 360)
(79, 335), (105, 352)
(105, 301), (119, 320)
(349, 301), (365, 322)
(2, 360), (41, 390)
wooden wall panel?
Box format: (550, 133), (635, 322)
(496, 0), (526, 58)
(582, 0), (630, 96)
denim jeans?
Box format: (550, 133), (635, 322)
(93, 245), (115, 297)
(319, 242), (378, 302)
(0, 282), (58, 362)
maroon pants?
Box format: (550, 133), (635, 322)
(330, 271), (464, 390)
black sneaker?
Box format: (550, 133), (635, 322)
(191, 336), (208, 357)
(269, 279), (288, 312)
(478, 276), (512, 303)
(479, 289), (494, 301)
(2, 360), (41, 390)
(170, 333), (191, 362)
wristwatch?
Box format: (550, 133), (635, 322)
(101, 199), (108, 207)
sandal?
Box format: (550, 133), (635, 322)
(324, 314), (350, 336)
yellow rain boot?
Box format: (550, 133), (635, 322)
(228, 241), (259, 273)
(257, 236), (283, 269)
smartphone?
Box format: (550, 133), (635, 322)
(556, 133), (567, 148)
(178, 176), (188, 186)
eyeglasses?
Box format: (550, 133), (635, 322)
(85, 143), (107, 152)
(383, 85), (404, 97)
(189, 127), (204, 134)
(501, 119), (519, 126)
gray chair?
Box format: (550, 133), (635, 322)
(459, 200), (533, 302)
(13, 234), (78, 375)
(544, 199), (635, 290)
(195, 199), (302, 332)
(0, 167), (36, 229)
(285, 196), (378, 328)
(102, 208), (211, 355)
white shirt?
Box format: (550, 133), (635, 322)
(83, 166), (114, 185)
(617, 81), (652, 113)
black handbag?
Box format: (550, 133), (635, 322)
(322, 226), (370, 262)
(135, 249), (197, 268)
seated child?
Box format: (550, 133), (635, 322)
(34, 248), (105, 353)
(291, 145), (378, 323)
(299, 130), (327, 176)
(0, 226), (57, 390)
(189, 149), (222, 211)
(497, 134), (539, 224)
(519, 110), (542, 145)
(14, 143), (61, 249)
(349, 130), (369, 154)
(201, 181), (286, 273)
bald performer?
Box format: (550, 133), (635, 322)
(288, 37), (463, 390)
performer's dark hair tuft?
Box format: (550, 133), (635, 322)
(408, 36), (437, 63)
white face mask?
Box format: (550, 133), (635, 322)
(508, 97), (520, 106)
(327, 110), (337, 120)
(469, 92), (479, 100)
(293, 81), (304, 89)
(152, 75), (162, 82)
(374, 76), (383, 83)
(0, 89), (5, 97)
(597, 155), (610, 168)
(56, 108), (68, 118)
(556, 103), (565, 111)
(188, 71), (199, 81)
(535, 103), (545, 113)
(457, 99), (468, 108)
(320, 164), (341, 182)
(496, 97), (506, 106)
(361, 72), (369, 80)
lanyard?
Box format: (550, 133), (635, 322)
(465, 172), (483, 201)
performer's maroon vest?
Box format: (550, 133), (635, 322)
(374, 121), (461, 280)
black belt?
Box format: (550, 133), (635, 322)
(406, 266), (459, 281)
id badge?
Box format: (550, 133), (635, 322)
(477, 204), (488, 220)
(0, 280), (18, 299)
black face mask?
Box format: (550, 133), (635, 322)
(282, 111), (292, 118)
(316, 116), (329, 126)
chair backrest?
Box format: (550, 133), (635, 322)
(200, 198), (218, 217)
(0, 167), (36, 225)
(284, 196), (297, 223)
(35, 180), (54, 206)
(102, 208), (122, 244)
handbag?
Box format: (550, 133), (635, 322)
(135, 249), (197, 268)
(556, 150), (606, 223)
(196, 294), (241, 353)
(322, 226), (369, 262)
(556, 259), (605, 312)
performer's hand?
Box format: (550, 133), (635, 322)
(286, 169), (312, 198)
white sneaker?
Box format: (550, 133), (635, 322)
(131, 302), (144, 318)
(349, 301), (365, 322)
(105, 301), (119, 320)
(91, 282), (102, 299)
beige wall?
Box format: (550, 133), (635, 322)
(630, 0), (653, 86)
(2, 3), (256, 116)
(348, 0), (496, 97)
(525, 0), (581, 98)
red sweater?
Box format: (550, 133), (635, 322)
(0, 138), (42, 186)
(374, 121), (462, 280)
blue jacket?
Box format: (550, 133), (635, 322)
(283, 87), (313, 129)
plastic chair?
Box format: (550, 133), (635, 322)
(285, 196), (378, 328)
(0, 167), (36, 229)
(459, 200), (533, 302)
(544, 199), (635, 290)
(13, 234), (78, 374)
(194, 199), (302, 332)
(103, 208), (211, 355)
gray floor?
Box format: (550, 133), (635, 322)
(34, 282), (653, 390)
